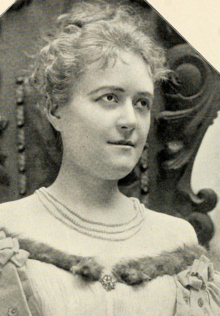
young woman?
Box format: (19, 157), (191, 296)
(0, 1), (219, 315)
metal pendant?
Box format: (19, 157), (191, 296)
(100, 275), (116, 291)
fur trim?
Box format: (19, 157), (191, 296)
(20, 239), (207, 285)
(3, 230), (103, 281)
(113, 244), (206, 285)
(3, 230), (208, 285)
(19, 238), (103, 282)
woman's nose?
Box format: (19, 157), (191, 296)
(116, 101), (137, 134)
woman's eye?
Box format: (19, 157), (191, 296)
(100, 94), (118, 103)
(135, 98), (151, 109)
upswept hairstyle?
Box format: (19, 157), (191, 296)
(31, 1), (167, 111)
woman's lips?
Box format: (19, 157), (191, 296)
(108, 140), (135, 147)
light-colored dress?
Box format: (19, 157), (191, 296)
(0, 190), (220, 316)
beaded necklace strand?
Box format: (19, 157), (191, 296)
(36, 189), (145, 242)
(39, 187), (141, 227)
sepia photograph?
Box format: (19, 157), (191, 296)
(0, 0), (220, 315)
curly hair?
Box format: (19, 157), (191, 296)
(31, 1), (167, 111)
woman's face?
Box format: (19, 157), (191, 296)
(58, 51), (154, 180)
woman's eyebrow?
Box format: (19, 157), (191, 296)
(136, 92), (154, 99)
(87, 86), (154, 99)
(87, 86), (125, 95)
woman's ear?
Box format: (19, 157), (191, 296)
(46, 104), (63, 132)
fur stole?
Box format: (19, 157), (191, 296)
(12, 235), (209, 286)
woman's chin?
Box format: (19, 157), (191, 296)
(99, 163), (136, 181)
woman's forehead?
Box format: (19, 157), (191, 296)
(76, 52), (154, 96)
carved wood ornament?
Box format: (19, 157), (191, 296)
(0, 67), (9, 189)
(157, 44), (218, 245)
(16, 77), (26, 195)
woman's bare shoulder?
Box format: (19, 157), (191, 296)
(0, 193), (39, 213)
(146, 207), (190, 226)
(0, 193), (40, 233)
(143, 207), (198, 246)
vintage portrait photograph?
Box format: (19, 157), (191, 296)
(0, 0), (220, 315)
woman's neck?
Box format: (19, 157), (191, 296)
(47, 163), (133, 223)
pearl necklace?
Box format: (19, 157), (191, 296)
(40, 187), (141, 227)
(36, 188), (145, 242)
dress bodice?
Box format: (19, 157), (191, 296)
(25, 259), (177, 316)
(0, 193), (220, 315)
